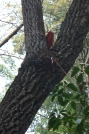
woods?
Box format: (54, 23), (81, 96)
(0, 0), (89, 133)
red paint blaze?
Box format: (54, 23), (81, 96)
(46, 31), (54, 50)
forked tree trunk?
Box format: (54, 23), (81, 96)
(0, 0), (89, 134)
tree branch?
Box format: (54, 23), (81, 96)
(0, 0), (89, 134)
(0, 23), (23, 47)
(21, 0), (47, 59)
(0, 53), (23, 60)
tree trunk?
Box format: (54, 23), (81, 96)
(0, 0), (89, 134)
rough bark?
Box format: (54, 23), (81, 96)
(0, 0), (89, 134)
(22, 0), (46, 59)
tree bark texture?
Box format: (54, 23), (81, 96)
(0, 0), (89, 134)
(22, 0), (46, 59)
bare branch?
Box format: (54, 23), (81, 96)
(0, 23), (23, 48)
(0, 53), (23, 60)
(0, 19), (17, 25)
(37, 113), (48, 119)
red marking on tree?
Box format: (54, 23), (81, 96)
(46, 31), (54, 50)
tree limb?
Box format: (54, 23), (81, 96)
(21, 0), (47, 59)
(0, 0), (89, 134)
(0, 23), (23, 48)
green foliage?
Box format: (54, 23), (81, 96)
(67, 83), (78, 92)
(0, 56), (17, 79)
(76, 73), (83, 84)
(0, 64), (14, 79)
(85, 65), (89, 76)
(71, 66), (80, 77)
(48, 64), (89, 134)
(0, 56), (18, 100)
(32, 97), (59, 134)
(43, 0), (70, 33)
(12, 34), (25, 55)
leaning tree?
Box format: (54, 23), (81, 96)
(0, 0), (89, 134)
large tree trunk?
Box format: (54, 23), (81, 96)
(0, 0), (89, 134)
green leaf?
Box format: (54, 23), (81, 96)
(57, 96), (64, 106)
(71, 66), (80, 77)
(58, 88), (63, 95)
(53, 120), (61, 131)
(48, 113), (61, 131)
(52, 83), (63, 94)
(58, 82), (64, 87)
(69, 120), (73, 128)
(63, 100), (69, 106)
(51, 94), (57, 102)
(63, 121), (68, 126)
(76, 73), (83, 84)
(74, 94), (81, 100)
(71, 101), (76, 110)
(67, 83), (78, 91)
(49, 112), (55, 118)
(85, 112), (89, 118)
(83, 106), (89, 114)
(76, 120), (84, 134)
(62, 115), (74, 123)
(62, 92), (72, 99)
(60, 109), (67, 113)
(52, 86), (59, 94)
(85, 65), (89, 75)
(48, 114), (57, 130)
(61, 112), (68, 117)
(80, 98), (85, 106)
